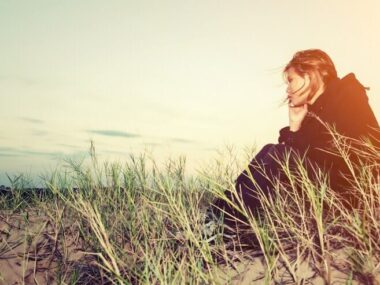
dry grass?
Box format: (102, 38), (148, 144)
(1, 129), (380, 284)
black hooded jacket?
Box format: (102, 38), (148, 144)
(278, 73), (379, 203)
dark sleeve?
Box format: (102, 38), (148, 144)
(278, 126), (310, 153)
(277, 111), (334, 155)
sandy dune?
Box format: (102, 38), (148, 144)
(0, 210), (374, 284)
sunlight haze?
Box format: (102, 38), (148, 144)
(1, 0), (380, 185)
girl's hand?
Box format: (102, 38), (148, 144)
(288, 103), (308, 131)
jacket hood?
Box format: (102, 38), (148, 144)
(309, 73), (368, 113)
(339, 73), (368, 98)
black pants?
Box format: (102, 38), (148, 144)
(209, 143), (297, 232)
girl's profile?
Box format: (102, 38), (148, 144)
(208, 48), (380, 235)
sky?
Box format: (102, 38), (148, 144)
(1, 0), (380, 186)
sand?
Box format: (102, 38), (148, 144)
(0, 210), (376, 284)
(0, 210), (97, 285)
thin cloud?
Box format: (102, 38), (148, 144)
(57, 143), (82, 149)
(0, 147), (61, 157)
(20, 117), (44, 124)
(19, 150), (61, 157)
(31, 130), (48, 136)
(0, 147), (15, 152)
(88, 130), (140, 138)
(0, 153), (22, 157)
(168, 137), (196, 144)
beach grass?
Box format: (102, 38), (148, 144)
(1, 131), (380, 284)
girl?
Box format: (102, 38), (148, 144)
(209, 49), (380, 233)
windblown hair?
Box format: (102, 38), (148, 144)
(284, 49), (338, 102)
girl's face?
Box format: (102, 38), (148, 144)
(286, 67), (311, 107)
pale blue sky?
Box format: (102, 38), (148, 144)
(1, 0), (380, 185)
